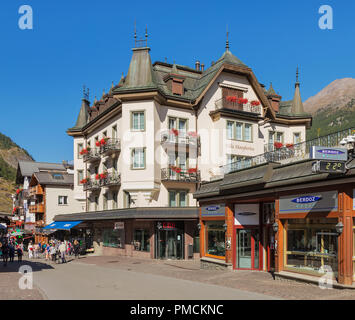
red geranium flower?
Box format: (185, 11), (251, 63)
(170, 129), (179, 136)
(95, 174), (100, 180)
(100, 138), (107, 146)
(188, 168), (197, 173)
(251, 100), (260, 106)
(95, 141), (101, 147)
(274, 142), (283, 149)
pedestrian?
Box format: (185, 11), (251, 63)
(45, 245), (50, 261)
(59, 241), (66, 264)
(2, 242), (9, 267)
(50, 244), (57, 263)
(73, 239), (80, 259)
(8, 243), (15, 263)
(28, 242), (33, 259)
(17, 245), (23, 263)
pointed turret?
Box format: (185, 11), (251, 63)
(74, 97), (90, 129)
(291, 67), (305, 115)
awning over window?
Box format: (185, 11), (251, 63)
(43, 221), (82, 230)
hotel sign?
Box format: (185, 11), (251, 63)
(279, 191), (338, 214)
(201, 204), (225, 217)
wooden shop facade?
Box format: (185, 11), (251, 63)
(194, 159), (355, 286)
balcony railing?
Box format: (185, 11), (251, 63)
(29, 203), (44, 214)
(101, 172), (121, 187)
(161, 130), (200, 148)
(215, 97), (263, 116)
(99, 138), (121, 155)
(223, 127), (355, 175)
(83, 180), (101, 191)
(161, 167), (201, 183)
(83, 148), (101, 163)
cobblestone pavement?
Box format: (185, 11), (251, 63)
(70, 255), (355, 300)
(0, 259), (46, 300)
(2, 254), (355, 300)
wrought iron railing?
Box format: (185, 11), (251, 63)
(161, 130), (200, 147)
(83, 180), (101, 191)
(161, 167), (201, 182)
(215, 98), (263, 116)
(223, 127), (355, 175)
(100, 138), (121, 155)
(101, 172), (121, 187)
(83, 148), (101, 162)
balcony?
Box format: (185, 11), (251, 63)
(83, 180), (101, 192)
(214, 97), (263, 116)
(83, 148), (101, 163)
(161, 130), (200, 149)
(161, 167), (201, 183)
(29, 185), (44, 197)
(100, 172), (121, 187)
(29, 203), (44, 214)
(99, 138), (121, 156)
(223, 127), (355, 175)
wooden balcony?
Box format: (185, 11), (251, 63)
(214, 97), (263, 116)
(99, 138), (121, 156)
(83, 148), (101, 163)
(161, 167), (201, 183)
(29, 185), (44, 197)
(29, 203), (45, 214)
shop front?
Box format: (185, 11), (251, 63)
(155, 221), (184, 260)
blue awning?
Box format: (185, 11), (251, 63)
(43, 221), (82, 230)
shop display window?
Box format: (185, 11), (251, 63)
(133, 229), (150, 252)
(286, 218), (338, 275)
(205, 221), (225, 257)
(103, 228), (125, 248)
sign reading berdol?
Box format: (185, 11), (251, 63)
(279, 191), (338, 214)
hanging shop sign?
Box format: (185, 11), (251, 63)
(201, 204), (225, 217)
(235, 204), (260, 226)
(114, 222), (125, 230)
(310, 146), (348, 161)
(279, 191), (338, 214)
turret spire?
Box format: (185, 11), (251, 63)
(226, 26), (230, 51)
(291, 66), (305, 114)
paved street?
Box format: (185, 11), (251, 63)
(2, 255), (355, 300)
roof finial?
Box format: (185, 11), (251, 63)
(83, 85), (89, 101)
(134, 20), (137, 47)
(226, 25), (230, 51)
(102, 89), (106, 99)
(296, 66), (299, 83)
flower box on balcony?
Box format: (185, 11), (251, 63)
(251, 100), (260, 106)
(274, 142), (283, 150)
(170, 129), (179, 136)
(188, 168), (197, 174)
(95, 141), (101, 147)
(286, 143), (294, 149)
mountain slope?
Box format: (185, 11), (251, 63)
(305, 78), (355, 139)
(0, 132), (33, 213)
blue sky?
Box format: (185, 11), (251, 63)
(0, 0), (353, 163)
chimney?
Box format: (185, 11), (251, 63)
(195, 60), (200, 71)
(201, 63), (205, 72)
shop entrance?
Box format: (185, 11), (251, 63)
(156, 222), (184, 260)
(235, 228), (260, 270)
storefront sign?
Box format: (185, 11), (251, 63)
(157, 222), (177, 230)
(114, 222), (124, 230)
(235, 204), (260, 226)
(279, 191), (338, 214)
(201, 204), (225, 217)
(310, 146), (348, 161)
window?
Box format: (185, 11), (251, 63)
(226, 121), (253, 142)
(169, 190), (188, 207)
(132, 148), (146, 169)
(276, 132), (284, 143)
(133, 229), (150, 252)
(103, 193), (108, 210)
(58, 196), (68, 205)
(131, 111), (145, 131)
(293, 132), (301, 144)
(124, 191), (131, 208)
(112, 125), (117, 139)
(103, 228), (125, 248)
(112, 192), (118, 209)
(77, 170), (83, 185)
(227, 155), (252, 171)
(52, 173), (64, 180)
(205, 221), (225, 257)
(78, 143), (83, 159)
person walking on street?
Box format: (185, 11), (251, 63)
(17, 245), (23, 263)
(59, 241), (66, 264)
(73, 239), (80, 259)
(8, 242), (15, 263)
(28, 242), (33, 259)
(2, 242), (9, 267)
(50, 244), (56, 263)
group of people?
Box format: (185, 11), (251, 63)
(28, 239), (81, 264)
(0, 236), (24, 267)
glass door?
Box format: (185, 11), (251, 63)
(236, 229), (260, 270)
(157, 228), (184, 260)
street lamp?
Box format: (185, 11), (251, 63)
(223, 223), (228, 232)
(197, 223), (201, 231)
(335, 222), (344, 236)
(272, 222), (279, 233)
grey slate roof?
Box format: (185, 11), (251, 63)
(54, 207), (199, 222)
(33, 172), (73, 186)
(18, 161), (66, 178)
